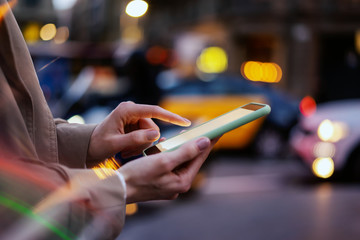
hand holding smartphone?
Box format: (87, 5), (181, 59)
(144, 102), (271, 155)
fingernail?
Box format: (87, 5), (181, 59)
(196, 138), (210, 151)
(182, 118), (191, 126)
(147, 130), (159, 141)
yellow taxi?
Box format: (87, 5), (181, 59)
(160, 94), (268, 150)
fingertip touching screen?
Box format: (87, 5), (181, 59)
(148, 103), (266, 153)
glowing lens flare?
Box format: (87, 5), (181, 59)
(0, 194), (74, 240)
(125, 0), (148, 18)
(312, 157), (334, 179)
(0, 0), (17, 23)
(92, 157), (121, 180)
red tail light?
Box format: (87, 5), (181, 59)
(300, 96), (316, 117)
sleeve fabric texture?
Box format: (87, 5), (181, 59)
(0, 1), (126, 239)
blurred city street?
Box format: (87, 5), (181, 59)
(118, 155), (360, 240)
(1, 0), (360, 239)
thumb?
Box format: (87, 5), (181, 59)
(114, 129), (160, 152)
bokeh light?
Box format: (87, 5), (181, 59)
(318, 119), (348, 142)
(67, 115), (85, 124)
(146, 46), (168, 65)
(122, 25), (143, 44)
(125, 0), (148, 18)
(299, 96), (317, 117)
(313, 142), (336, 158)
(23, 22), (41, 44)
(40, 23), (57, 41)
(52, 0), (77, 11)
(196, 46), (228, 74)
(126, 203), (138, 215)
(54, 26), (70, 44)
(318, 119), (334, 141)
(355, 29), (360, 54)
(312, 157), (334, 179)
(241, 61), (282, 83)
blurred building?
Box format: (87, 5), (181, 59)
(12, 0), (56, 25)
(11, 0), (360, 103)
(144, 0), (360, 102)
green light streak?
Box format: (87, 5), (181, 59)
(0, 194), (74, 240)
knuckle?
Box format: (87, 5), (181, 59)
(158, 157), (172, 171)
(175, 176), (191, 193)
(152, 105), (163, 114)
(183, 146), (198, 160)
(179, 181), (191, 193)
(119, 101), (134, 110)
(154, 105), (162, 111)
(130, 132), (143, 144)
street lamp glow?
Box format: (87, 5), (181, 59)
(125, 0), (148, 18)
(40, 23), (57, 41)
(196, 47), (228, 74)
(52, 0), (77, 11)
(312, 157), (334, 179)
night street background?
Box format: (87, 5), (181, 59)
(118, 156), (360, 240)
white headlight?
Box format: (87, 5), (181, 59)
(312, 157), (334, 179)
(317, 119), (348, 142)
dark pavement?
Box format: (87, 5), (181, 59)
(117, 156), (360, 240)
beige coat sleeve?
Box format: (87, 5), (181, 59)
(55, 119), (98, 168)
(0, 158), (126, 240)
(0, 1), (127, 237)
(35, 166), (126, 240)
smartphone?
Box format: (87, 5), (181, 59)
(144, 102), (271, 155)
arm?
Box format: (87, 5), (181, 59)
(55, 119), (97, 168)
(1, 157), (126, 240)
(86, 101), (219, 203)
(87, 101), (191, 162)
(118, 137), (216, 203)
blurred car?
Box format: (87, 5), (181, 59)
(290, 99), (360, 180)
(160, 94), (268, 150)
(158, 74), (300, 157)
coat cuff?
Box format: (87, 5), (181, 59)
(55, 120), (97, 168)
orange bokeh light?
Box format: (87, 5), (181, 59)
(241, 61), (282, 83)
(146, 46), (168, 65)
(0, 0), (17, 23)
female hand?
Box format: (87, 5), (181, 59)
(87, 101), (191, 163)
(118, 136), (219, 203)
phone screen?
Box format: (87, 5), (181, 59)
(144, 103), (266, 155)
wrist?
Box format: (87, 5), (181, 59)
(118, 168), (140, 204)
(115, 170), (127, 200)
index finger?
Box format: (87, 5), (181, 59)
(122, 102), (192, 127)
